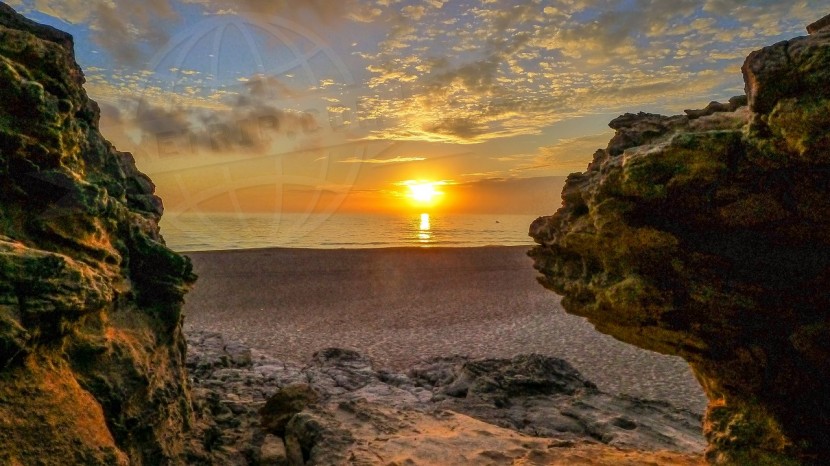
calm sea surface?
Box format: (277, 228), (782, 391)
(160, 212), (541, 251)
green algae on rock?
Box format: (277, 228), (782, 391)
(530, 15), (830, 466)
(0, 2), (195, 464)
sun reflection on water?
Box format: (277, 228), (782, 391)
(418, 213), (431, 242)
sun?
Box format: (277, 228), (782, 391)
(402, 180), (445, 207)
(409, 183), (439, 203)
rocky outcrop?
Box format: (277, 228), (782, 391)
(0, 2), (195, 464)
(185, 331), (704, 465)
(530, 17), (830, 466)
(684, 96), (748, 120)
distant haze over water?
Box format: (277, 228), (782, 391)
(160, 213), (540, 251)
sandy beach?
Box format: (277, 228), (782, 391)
(183, 246), (707, 412)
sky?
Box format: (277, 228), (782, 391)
(8, 0), (829, 216)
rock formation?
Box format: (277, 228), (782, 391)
(530, 15), (830, 466)
(0, 2), (195, 464)
(186, 331), (705, 465)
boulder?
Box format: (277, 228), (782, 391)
(606, 112), (687, 156)
(260, 384), (320, 436)
(684, 96), (747, 120)
(258, 435), (288, 466)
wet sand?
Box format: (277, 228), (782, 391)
(183, 246), (707, 413)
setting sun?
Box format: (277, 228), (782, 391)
(402, 180), (445, 207)
(410, 183), (438, 203)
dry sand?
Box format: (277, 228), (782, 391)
(183, 246), (707, 413)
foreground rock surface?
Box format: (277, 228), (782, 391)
(530, 18), (830, 466)
(0, 3), (195, 464)
(186, 331), (704, 465)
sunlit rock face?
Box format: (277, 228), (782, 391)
(530, 17), (830, 466)
(0, 3), (195, 464)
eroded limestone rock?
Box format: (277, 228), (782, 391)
(185, 331), (705, 465)
(0, 3), (195, 464)
(530, 18), (830, 466)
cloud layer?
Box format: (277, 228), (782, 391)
(14, 0), (829, 215)
(21, 0), (824, 143)
(357, 0), (822, 143)
(19, 0), (359, 64)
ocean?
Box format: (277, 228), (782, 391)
(159, 212), (542, 252)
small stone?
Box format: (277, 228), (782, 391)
(283, 434), (305, 466)
(258, 434), (287, 466)
(225, 342), (253, 367)
(260, 384), (319, 436)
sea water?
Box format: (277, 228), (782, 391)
(160, 212), (542, 251)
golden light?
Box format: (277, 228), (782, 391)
(402, 180), (445, 207)
(418, 213), (431, 241)
(419, 213), (431, 230)
(410, 183), (438, 203)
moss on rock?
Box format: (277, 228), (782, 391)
(0, 3), (195, 464)
(531, 22), (830, 466)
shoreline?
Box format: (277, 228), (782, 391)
(159, 212), (542, 252)
(183, 245), (708, 413)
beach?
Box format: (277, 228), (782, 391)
(183, 246), (707, 412)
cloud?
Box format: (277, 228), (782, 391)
(425, 117), (488, 141)
(126, 74), (323, 156)
(394, 179), (450, 187)
(448, 176), (567, 214)
(24, 0), (361, 64)
(339, 156), (426, 164)
(536, 132), (615, 174)
(25, 0), (178, 64)
(239, 75), (302, 101)
(30, 0), (94, 23)
(196, 0), (358, 25)
(402, 5), (426, 21)
(461, 132), (615, 179)
(23, 0), (823, 147)
(133, 103), (320, 156)
(536, 0), (818, 65)
(352, 0), (820, 144)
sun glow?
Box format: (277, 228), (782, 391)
(410, 183), (438, 203)
(402, 180), (445, 207)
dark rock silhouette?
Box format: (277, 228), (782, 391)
(530, 17), (830, 466)
(807, 12), (830, 34)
